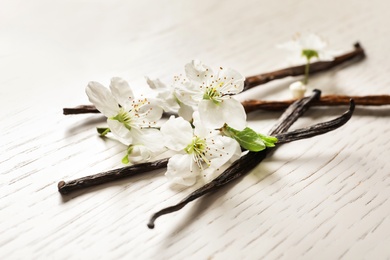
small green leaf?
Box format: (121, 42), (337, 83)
(258, 133), (278, 148)
(97, 127), (111, 136)
(121, 154), (129, 164)
(302, 49), (319, 60)
(121, 145), (134, 164)
(224, 126), (266, 152)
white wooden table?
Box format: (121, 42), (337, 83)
(2, 0), (390, 259)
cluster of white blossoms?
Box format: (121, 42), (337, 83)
(278, 33), (339, 99)
(86, 61), (276, 186)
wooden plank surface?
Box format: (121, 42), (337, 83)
(1, 0), (390, 259)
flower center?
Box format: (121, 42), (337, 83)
(111, 108), (132, 130)
(185, 136), (210, 168)
(203, 85), (223, 104)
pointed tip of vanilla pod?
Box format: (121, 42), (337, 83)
(312, 89), (322, 98)
(354, 42), (362, 50)
(147, 213), (159, 229)
(349, 98), (356, 112)
(353, 42), (365, 58)
(147, 222), (155, 229)
(57, 181), (67, 194)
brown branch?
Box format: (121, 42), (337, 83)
(244, 42), (365, 90)
(243, 95), (390, 113)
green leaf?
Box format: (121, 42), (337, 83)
(224, 126), (266, 152)
(121, 145), (134, 164)
(302, 49), (319, 60)
(96, 127), (111, 136)
(121, 154), (129, 164)
(258, 133), (278, 148)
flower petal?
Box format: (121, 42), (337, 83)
(127, 145), (154, 164)
(206, 135), (241, 170)
(146, 77), (180, 113)
(132, 98), (163, 127)
(175, 86), (201, 107)
(109, 77), (134, 109)
(107, 119), (133, 145)
(165, 154), (199, 186)
(198, 98), (246, 130)
(202, 136), (241, 181)
(86, 81), (118, 117)
(145, 76), (166, 90)
(216, 67), (245, 94)
(178, 102), (194, 122)
(131, 128), (166, 154)
(160, 116), (193, 151)
(184, 60), (214, 83)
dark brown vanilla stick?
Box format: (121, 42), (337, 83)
(244, 42), (365, 90)
(63, 105), (100, 115)
(147, 91), (355, 229)
(62, 94), (387, 115)
(243, 95), (390, 113)
(58, 158), (169, 195)
(275, 100), (355, 144)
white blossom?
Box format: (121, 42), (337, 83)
(86, 77), (165, 162)
(174, 60), (247, 130)
(278, 33), (339, 64)
(146, 76), (194, 122)
(160, 113), (241, 186)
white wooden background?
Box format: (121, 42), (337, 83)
(1, 0), (390, 259)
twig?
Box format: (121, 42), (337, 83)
(147, 90), (355, 229)
(58, 158), (169, 195)
(243, 42), (365, 90)
(243, 95), (390, 113)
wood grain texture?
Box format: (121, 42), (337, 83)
(1, 0), (390, 259)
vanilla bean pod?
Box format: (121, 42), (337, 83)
(62, 93), (386, 116)
(63, 105), (99, 115)
(244, 42), (365, 90)
(275, 100), (355, 144)
(58, 158), (169, 195)
(147, 90), (355, 229)
(243, 94), (390, 112)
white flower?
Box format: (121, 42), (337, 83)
(145, 77), (180, 113)
(174, 60), (247, 130)
(146, 76), (194, 122)
(160, 113), (241, 186)
(278, 33), (339, 64)
(86, 77), (163, 146)
(289, 81), (307, 99)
